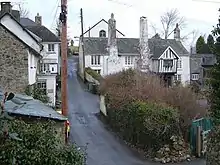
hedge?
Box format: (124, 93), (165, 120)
(0, 120), (85, 165)
(206, 125), (220, 164)
(106, 100), (180, 150)
(100, 69), (207, 141)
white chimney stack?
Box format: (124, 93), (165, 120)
(138, 16), (150, 72)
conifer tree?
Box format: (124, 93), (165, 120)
(196, 36), (206, 53)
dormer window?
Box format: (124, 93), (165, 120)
(99, 30), (106, 37)
(163, 59), (173, 67)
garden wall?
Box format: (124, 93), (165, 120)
(100, 95), (107, 116)
(85, 72), (100, 85)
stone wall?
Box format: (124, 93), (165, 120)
(0, 25), (29, 93)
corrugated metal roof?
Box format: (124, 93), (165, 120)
(0, 91), (67, 121)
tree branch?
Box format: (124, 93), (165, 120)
(18, 4), (29, 18)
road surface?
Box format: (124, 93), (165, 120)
(67, 56), (206, 165)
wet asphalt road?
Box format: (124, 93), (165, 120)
(67, 56), (206, 165)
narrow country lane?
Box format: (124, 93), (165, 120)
(67, 56), (206, 165)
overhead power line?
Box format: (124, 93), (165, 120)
(107, 0), (133, 7)
(51, 0), (60, 29)
(192, 0), (220, 3)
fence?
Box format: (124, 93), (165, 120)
(190, 117), (212, 157)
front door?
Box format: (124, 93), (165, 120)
(163, 74), (172, 87)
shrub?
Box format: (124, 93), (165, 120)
(100, 69), (207, 140)
(85, 67), (103, 82)
(206, 125), (220, 165)
(0, 120), (85, 165)
(206, 9), (220, 164)
(25, 85), (49, 103)
(107, 100), (179, 150)
(32, 86), (50, 103)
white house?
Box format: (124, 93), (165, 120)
(0, 4), (42, 91)
(20, 14), (61, 107)
(79, 14), (190, 86)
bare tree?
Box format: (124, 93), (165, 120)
(180, 29), (200, 50)
(189, 30), (200, 46)
(149, 22), (164, 37)
(18, 4), (29, 18)
(160, 8), (186, 39)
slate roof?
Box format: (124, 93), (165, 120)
(84, 36), (189, 58)
(200, 54), (216, 66)
(20, 18), (60, 42)
(190, 56), (201, 74)
(0, 91), (67, 121)
(190, 54), (216, 74)
(20, 17), (37, 27)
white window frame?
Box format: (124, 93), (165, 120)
(40, 63), (50, 73)
(192, 74), (199, 80)
(125, 56), (133, 65)
(174, 74), (181, 82)
(177, 59), (182, 69)
(94, 69), (101, 74)
(37, 81), (47, 94)
(48, 44), (55, 52)
(91, 56), (100, 65)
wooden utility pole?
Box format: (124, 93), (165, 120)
(59, 0), (68, 143)
(80, 8), (86, 82)
(60, 0), (68, 116)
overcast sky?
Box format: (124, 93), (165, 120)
(11, 0), (220, 48)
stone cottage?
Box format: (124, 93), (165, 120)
(0, 2), (42, 93)
(78, 13), (190, 86)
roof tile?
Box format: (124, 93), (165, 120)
(84, 37), (189, 58)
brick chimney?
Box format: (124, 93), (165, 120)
(1, 2), (12, 14)
(174, 23), (180, 41)
(108, 13), (117, 47)
(35, 13), (42, 25)
(138, 16), (150, 72)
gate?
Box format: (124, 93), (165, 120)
(190, 117), (212, 156)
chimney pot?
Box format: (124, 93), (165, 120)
(111, 13), (114, 19)
(174, 23), (180, 41)
(108, 13), (117, 47)
(35, 13), (42, 25)
(1, 2), (12, 14)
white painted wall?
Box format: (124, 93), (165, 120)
(84, 20), (124, 38)
(85, 54), (138, 77)
(78, 42), (84, 79)
(41, 43), (59, 63)
(38, 75), (56, 107)
(28, 50), (39, 85)
(177, 55), (190, 85)
(0, 14), (41, 53)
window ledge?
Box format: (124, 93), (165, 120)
(46, 52), (56, 54)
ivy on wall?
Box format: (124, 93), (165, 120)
(25, 85), (49, 103)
